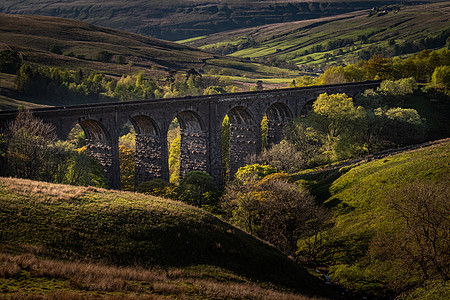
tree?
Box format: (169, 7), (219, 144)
(95, 50), (113, 63)
(65, 146), (107, 188)
(247, 140), (305, 173)
(0, 49), (22, 74)
(177, 171), (220, 209)
(371, 182), (450, 288)
(307, 93), (367, 161)
(382, 107), (425, 147)
(119, 144), (135, 191)
(222, 172), (329, 257)
(363, 54), (394, 80)
(284, 118), (325, 167)
(49, 44), (63, 55)
(6, 109), (56, 180)
(203, 86), (226, 95)
(431, 65), (450, 90)
(221, 115), (230, 182)
(168, 136), (180, 184)
(234, 163), (277, 184)
(378, 77), (418, 96)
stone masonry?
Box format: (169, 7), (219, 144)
(0, 80), (381, 188)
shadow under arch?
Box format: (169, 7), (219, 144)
(300, 99), (315, 117)
(264, 102), (294, 147)
(227, 106), (260, 178)
(79, 119), (111, 142)
(173, 110), (208, 181)
(129, 114), (163, 186)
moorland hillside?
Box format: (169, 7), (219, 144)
(0, 0), (431, 41)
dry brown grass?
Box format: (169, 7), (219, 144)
(0, 177), (102, 202)
(0, 252), (325, 299)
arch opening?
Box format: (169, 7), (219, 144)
(168, 110), (207, 184)
(263, 102), (293, 149)
(301, 100), (315, 117)
(64, 122), (109, 188)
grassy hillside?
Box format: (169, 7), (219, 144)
(0, 13), (299, 78)
(293, 139), (450, 297)
(0, 13), (303, 109)
(0, 1), (427, 41)
(0, 177), (328, 298)
(184, 2), (450, 67)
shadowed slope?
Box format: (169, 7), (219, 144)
(0, 177), (326, 296)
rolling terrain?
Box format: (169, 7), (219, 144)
(0, 1), (430, 41)
(0, 13), (300, 109)
(0, 177), (327, 299)
(293, 139), (450, 297)
(183, 1), (450, 67)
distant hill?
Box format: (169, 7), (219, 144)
(0, 0), (432, 41)
(0, 177), (327, 298)
(183, 2), (450, 68)
(0, 13), (300, 109)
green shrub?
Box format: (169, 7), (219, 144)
(235, 164), (277, 183)
(178, 171), (221, 210)
(431, 65), (450, 90)
(0, 49), (22, 74)
(136, 178), (169, 197)
(49, 44), (62, 55)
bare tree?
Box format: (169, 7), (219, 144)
(222, 173), (330, 257)
(6, 109), (56, 180)
(371, 181), (450, 288)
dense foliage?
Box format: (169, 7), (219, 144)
(222, 166), (329, 258)
(0, 49), (22, 74)
(292, 49), (450, 88)
(2, 109), (106, 188)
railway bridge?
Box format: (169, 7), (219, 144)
(0, 81), (380, 189)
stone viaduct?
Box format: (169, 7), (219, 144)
(0, 81), (380, 189)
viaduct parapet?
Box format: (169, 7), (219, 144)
(0, 81), (381, 189)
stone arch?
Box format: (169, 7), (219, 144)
(300, 99), (315, 117)
(228, 106), (256, 125)
(130, 115), (163, 186)
(79, 119), (110, 142)
(130, 115), (160, 136)
(227, 106), (260, 178)
(173, 110), (207, 180)
(264, 102), (293, 147)
(176, 110), (205, 132)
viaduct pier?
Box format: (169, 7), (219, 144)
(0, 81), (381, 189)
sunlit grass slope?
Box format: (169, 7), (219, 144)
(294, 140), (450, 295)
(0, 177), (326, 298)
(186, 2), (450, 66)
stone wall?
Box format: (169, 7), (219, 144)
(266, 119), (284, 147)
(179, 129), (207, 180)
(86, 139), (114, 185)
(135, 134), (162, 186)
(229, 124), (259, 178)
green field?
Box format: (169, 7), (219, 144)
(185, 2), (450, 67)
